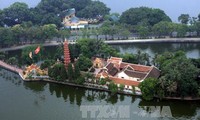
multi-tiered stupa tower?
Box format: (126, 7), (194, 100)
(63, 39), (71, 69)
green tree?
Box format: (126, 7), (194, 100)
(81, 29), (91, 38)
(75, 76), (85, 85)
(67, 63), (74, 82)
(155, 51), (199, 97)
(132, 85), (135, 94)
(21, 45), (43, 65)
(119, 27), (131, 40)
(77, 38), (117, 58)
(42, 24), (58, 41)
(3, 2), (31, 26)
(77, 55), (92, 71)
(176, 24), (188, 37)
(91, 29), (100, 40)
(135, 50), (150, 65)
(0, 27), (14, 47)
(69, 44), (80, 62)
(121, 53), (137, 64)
(152, 21), (175, 37)
(99, 78), (106, 85)
(178, 14), (190, 24)
(54, 45), (64, 60)
(7, 57), (18, 65)
(26, 26), (45, 43)
(77, 1), (110, 18)
(139, 78), (158, 101)
(119, 84), (125, 91)
(74, 63), (81, 79)
(11, 24), (25, 45)
(0, 10), (5, 26)
(193, 21), (200, 36)
(0, 52), (5, 60)
(40, 60), (55, 70)
(136, 25), (150, 37)
(120, 7), (171, 26)
(161, 55), (199, 97)
(108, 82), (118, 94)
(99, 21), (113, 40)
(58, 29), (70, 40)
(48, 63), (67, 81)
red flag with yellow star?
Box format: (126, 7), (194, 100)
(34, 46), (40, 54)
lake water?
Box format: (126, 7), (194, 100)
(6, 42), (200, 61)
(2, 42), (200, 120)
(1, 68), (200, 120)
(112, 42), (200, 59)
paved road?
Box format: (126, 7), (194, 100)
(0, 60), (23, 74)
(0, 41), (61, 52)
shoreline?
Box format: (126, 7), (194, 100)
(1, 64), (200, 101)
(105, 37), (200, 44)
(1, 37), (200, 52)
(23, 79), (135, 96)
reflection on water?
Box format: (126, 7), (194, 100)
(112, 43), (200, 58)
(1, 68), (200, 119)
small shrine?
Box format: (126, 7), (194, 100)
(23, 64), (48, 79)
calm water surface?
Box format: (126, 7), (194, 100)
(0, 68), (200, 120)
(112, 42), (200, 59)
(6, 43), (200, 60)
(2, 42), (200, 120)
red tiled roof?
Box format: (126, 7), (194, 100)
(109, 76), (140, 86)
(120, 62), (151, 72)
(96, 57), (160, 86)
(105, 63), (119, 76)
(107, 57), (122, 69)
(96, 70), (109, 78)
(124, 70), (147, 79)
(109, 57), (122, 61)
(145, 66), (160, 79)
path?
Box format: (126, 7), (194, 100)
(0, 41), (61, 52)
(0, 60), (24, 79)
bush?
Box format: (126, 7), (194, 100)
(40, 60), (55, 70)
(75, 76), (85, 85)
(132, 85), (135, 94)
(99, 78), (106, 85)
(139, 78), (157, 101)
(108, 82), (118, 94)
(119, 84), (125, 91)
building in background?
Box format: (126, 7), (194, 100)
(62, 8), (88, 29)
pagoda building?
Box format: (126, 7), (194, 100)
(64, 39), (71, 69)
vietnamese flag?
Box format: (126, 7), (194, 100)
(35, 46), (40, 54)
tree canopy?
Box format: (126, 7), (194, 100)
(1, 0), (110, 27)
(178, 14), (190, 24)
(139, 78), (158, 101)
(120, 7), (171, 27)
(154, 51), (200, 97)
(3, 2), (31, 26)
(77, 1), (110, 18)
(77, 38), (118, 58)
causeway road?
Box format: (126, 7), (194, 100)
(1, 38), (200, 52)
